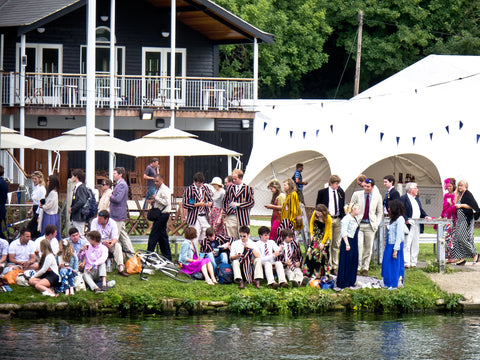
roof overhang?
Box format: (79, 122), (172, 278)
(0, 0), (273, 44)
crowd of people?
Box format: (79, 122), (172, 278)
(0, 159), (478, 295)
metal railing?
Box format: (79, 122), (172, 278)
(1, 72), (254, 110)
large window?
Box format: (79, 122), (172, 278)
(80, 27), (125, 74)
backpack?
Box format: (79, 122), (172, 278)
(81, 187), (98, 221)
(215, 263), (233, 284)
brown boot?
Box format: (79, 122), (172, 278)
(362, 270), (368, 277)
(238, 280), (245, 289)
(255, 280), (261, 289)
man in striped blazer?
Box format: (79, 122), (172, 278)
(222, 169), (255, 239)
(182, 172), (213, 249)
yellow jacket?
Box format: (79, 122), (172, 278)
(309, 212), (332, 245)
(281, 191), (302, 230)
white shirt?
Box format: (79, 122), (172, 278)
(255, 239), (280, 264)
(34, 236), (59, 257)
(0, 239), (9, 256)
(230, 238), (255, 258)
(8, 239), (36, 263)
(154, 183), (172, 213)
(407, 193), (421, 219)
(328, 187), (339, 216)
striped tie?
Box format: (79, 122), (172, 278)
(287, 244), (295, 271)
(264, 243), (269, 256)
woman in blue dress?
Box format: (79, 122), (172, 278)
(381, 199), (406, 289)
(337, 203), (360, 289)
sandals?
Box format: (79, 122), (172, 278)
(455, 259), (466, 266)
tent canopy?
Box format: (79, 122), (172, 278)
(0, 126), (40, 149)
(126, 128), (242, 157)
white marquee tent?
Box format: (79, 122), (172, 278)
(245, 55), (480, 216)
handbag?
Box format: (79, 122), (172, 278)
(147, 207), (162, 221)
(126, 251), (142, 274)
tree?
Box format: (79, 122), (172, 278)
(215, 0), (332, 98)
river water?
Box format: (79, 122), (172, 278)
(1, 313), (479, 359)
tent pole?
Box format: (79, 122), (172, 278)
(19, 34), (25, 186)
(85, 0), (96, 189)
(169, 0), (176, 192)
(108, 0), (116, 179)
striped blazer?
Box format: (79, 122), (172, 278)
(182, 184), (213, 226)
(222, 183), (255, 226)
(277, 238), (303, 266)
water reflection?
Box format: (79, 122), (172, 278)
(1, 313), (480, 359)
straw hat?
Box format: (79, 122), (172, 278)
(210, 177), (223, 187)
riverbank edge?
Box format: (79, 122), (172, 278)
(0, 290), (468, 318)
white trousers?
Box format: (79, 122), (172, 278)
(285, 266), (303, 283)
(404, 222), (419, 267)
(194, 216), (210, 250)
(358, 223), (376, 271)
(262, 261), (287, 284)
(232, 258), (263, 282)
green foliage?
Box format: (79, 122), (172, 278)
(215, 0), (332, 97)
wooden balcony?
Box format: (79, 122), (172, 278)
(1, 72), (254, 112)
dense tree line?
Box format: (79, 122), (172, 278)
(215, 0), (480, 99)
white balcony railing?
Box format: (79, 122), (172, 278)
(0, 72), (254, 111)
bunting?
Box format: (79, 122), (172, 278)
(459, 121), (463, 130)
(365, 124), (369, 133)
(263, 122), (267, 130)
(330, 125), (334, 133)
(445, 125), (449, 134)
(396, 137), (400, 145)
(380, 132), (384, 142)
(412, 137), (416, 146)
(289, 131), (293, 138)
(303, 131), (306, 139)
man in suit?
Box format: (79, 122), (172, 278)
(383, 175), (400, 215)
(222, 169), (255, 239)
(315, 174), (345, 275)
(350, 178), (383, 276)
(182, 172), (213, 249)
(400, 182), (431, 268)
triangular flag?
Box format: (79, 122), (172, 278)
(289, 131), (293, 138)
(459, 121), (463, 130)
(412, 137), (416, 145)
(365, 124), (369, 133)
(396, 137), (400, 145)
(477, 134), (480, 144)
(445, 125), (449, 134)
(263, 122), (267, 130)
(330, 125), (334, 133)
(303, 131), (306, 139)
(316, 129), (319, 137)
(276, 128), (279, 135)
(380, 132), (384, 142)
(430, 133), (433, 141)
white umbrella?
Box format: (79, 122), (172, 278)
(0, 126), (41, 149)
(30, 126), (135, 155)
(126, 127), (241, 157)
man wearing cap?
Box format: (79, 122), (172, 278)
(350, 178), (383, 276)
(90, 210), (129, 277)
(183, 172), (213, 249)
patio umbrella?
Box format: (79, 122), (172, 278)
(0, 126), (41, 149)
(126, 127), (241, 157)
(30, 126), (136, 155)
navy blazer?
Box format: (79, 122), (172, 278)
(400, 194), (428, 231)
(384, 187), (400, 211)
(316, 186), (345, 218)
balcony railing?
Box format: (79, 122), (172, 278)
(0, 72), (254, 111)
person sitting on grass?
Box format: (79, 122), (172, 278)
(279, 228), (304, 287)
(8, 229), (38, 270)
(230, 226), (263, 289)
(90, 210), (130, 277)
(255, 226), (287, 289)
(199, 227), (232, 271)
(78, 230), (108, 294)
(179, 227), (217, 285)
(29, 238), (60, 297)
(66, 227), (88, 256)
(55, 238), (78, 296)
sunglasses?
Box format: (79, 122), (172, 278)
(365, 179), (373, 184)
(240, 235), (248, 238)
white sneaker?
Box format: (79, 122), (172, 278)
(42, 290), (54, 297)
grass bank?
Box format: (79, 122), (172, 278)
(0, 263), (463, 317)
